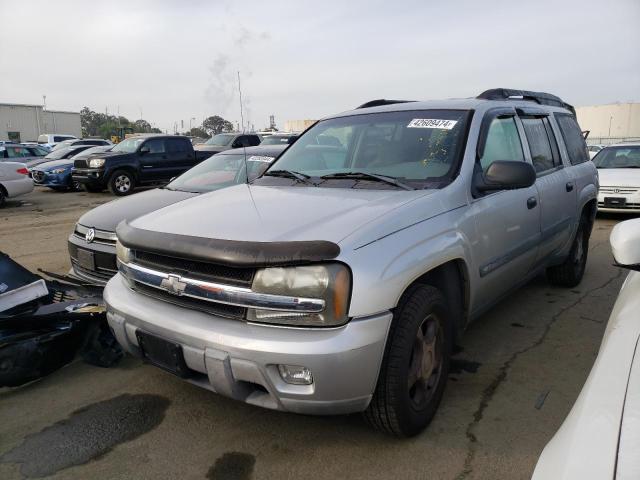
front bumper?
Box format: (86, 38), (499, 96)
(72, 168), (106, 187)
(597, 190), (640, 212)
(32, 170), (71, 188)
(104, 274), (392, 415)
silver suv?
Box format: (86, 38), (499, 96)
(105, 89), (598, 436)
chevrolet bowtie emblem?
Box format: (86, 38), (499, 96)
(160, 274), (187, 296)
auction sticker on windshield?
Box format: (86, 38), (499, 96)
(407, 119), (458, 129)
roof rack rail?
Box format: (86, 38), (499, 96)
(477, 88), (575, 115)
(356, 99), (416, 109)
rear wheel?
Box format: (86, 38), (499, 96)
(0, 188), (5, 207)
(364, 284), (452, 437)
(108, 170), (135, 196)
(546, 218), (588, 287)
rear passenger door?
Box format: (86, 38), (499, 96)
(519, 110), (577, 263)
(469, 109), (541, 311)
(165, 137), (196, 175)
(139, 138), (171, 182)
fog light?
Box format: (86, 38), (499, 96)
(278, 365), (313, 385)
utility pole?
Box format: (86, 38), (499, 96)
(237, 71), (244, 132)
(190, 117), (196, 131)
(42, 95), (47, 111)
(608, 116), (613, 138)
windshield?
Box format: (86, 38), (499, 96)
(261, 110), (469, 189)
(204, 134), (234, 146)
(44, 147), (75, 160)
(593, 146), (640, 168)
(167, 153), (274, 193)
(261, 135), (294, 145)
(112, 137), (145, 153)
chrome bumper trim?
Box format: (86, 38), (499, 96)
(118, 261), (325, 313)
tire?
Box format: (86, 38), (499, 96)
(0, 188), (5, 207)
(69, 179), (82, 191)
(364, 284), (453, 437)
(83, 184), (104, 193)
(546, 218), (588, 287)
(108, 170), (135, 196)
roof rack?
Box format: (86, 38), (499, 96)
(356, 99), (416, 109)
(477, 88), (575, 115)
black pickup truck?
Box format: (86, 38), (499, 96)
(72, 135), (213, 195)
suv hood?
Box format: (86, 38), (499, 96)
(130, 184), (436, 246)
(79, 188), (198, 232)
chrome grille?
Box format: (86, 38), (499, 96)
(74, 224), (117, 245)
(600, 186), (639, 194)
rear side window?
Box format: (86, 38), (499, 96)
(479, 116), (524, 170)
(54, 135), (73, 142)
(555, 114), (589, 165)
(6, 146), (31, 158)
(521, 118), (559, 173)
(248, 135), (261, 146)
(166, 138), (190, 153)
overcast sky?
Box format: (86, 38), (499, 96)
(1, 0), (638, 133)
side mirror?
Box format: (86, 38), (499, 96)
(139, 146), (150, 155)
(475, 161), (536, 192)
(610, 218), (640, 270)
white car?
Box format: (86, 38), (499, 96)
(588, 144), (605, 159)
(595, 142), (640, 212)
(36, 133), (78, 150)
(532, 218), (640, 479)
(0, 161), (34, 206)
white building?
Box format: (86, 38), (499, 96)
(0, 103), (82, 142)
(575, 103), (640, 144)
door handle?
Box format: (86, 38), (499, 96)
(527, 197), (538, 209)
(566, 182), (574, 192)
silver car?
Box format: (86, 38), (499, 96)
(105, 89), (598, 436)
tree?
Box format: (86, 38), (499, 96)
(202, 115), (234, 136)
(188, 127), (208, 138)
(133, 119), (151, 133)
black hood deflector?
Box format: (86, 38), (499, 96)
(116, 221), (340, 267)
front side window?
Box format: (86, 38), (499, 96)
(6, 146), (31, 158)
(479, 116), (524, 170)
(144, 139), (166, 154)
(28, 146), (48, 156)
(593, 146), (640, 169)
(262, 109), (470, 189)
(555, 114), (589, 165)
(521, 118), (556, 173)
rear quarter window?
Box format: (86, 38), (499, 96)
(555, 114), (589, 165)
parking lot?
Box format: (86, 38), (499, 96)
(0, 187), (628, 480)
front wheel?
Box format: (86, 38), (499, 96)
(364, 284), (452, 437)
(108, 170), (135, 196)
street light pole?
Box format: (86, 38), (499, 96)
(190, 117), (196, 132)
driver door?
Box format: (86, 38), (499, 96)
(139, 138), (171, 182)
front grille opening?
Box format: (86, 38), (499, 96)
(133, 250), (255, 287)
(134, 282), (246, 320)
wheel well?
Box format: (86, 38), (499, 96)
(0, 183), (7, 197)
(109, 167), (137, 182)
(400, 259), (470, 343)
(582, 198), (597, 237)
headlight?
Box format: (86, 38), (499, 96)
(51, 168), (68, 174)
(89, 158), (106, 168)
(115, 240), (132, 264)
(247, 263), (351, 327)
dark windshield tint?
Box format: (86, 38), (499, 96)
(205, 134), (234, 146)
(593, 146), (640, 168)
(167, 153), (274, 193)
(263, 110), (469, 188)
(261, 135), (295, 145)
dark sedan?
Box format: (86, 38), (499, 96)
(68, 144), (286, 284)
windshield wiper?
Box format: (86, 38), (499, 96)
(264, 169), (316, 185)
(320, 172), (415, 190)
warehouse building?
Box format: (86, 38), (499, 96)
(575, 102), (640, 145)
(0, 103), (82, 142)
